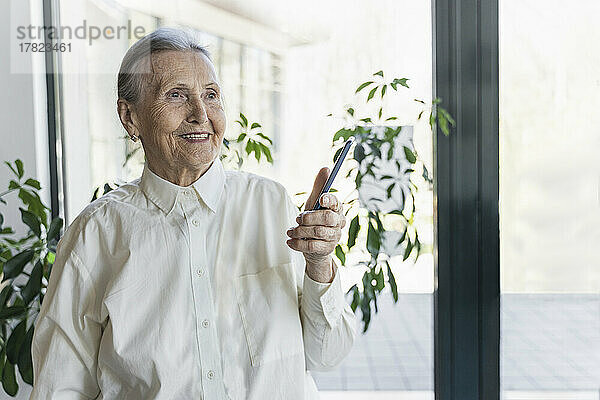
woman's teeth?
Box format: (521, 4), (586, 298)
(181, 133), (209, 139)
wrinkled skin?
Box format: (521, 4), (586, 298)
(286, 167), (346, 283)
(117, 50), (226, 186)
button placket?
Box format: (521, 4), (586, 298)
(183, 202), (224, 397)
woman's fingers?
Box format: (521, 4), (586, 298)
(287, 225), (341, 241)
(288, 193), (346, 258)
(296, 209), (345, 227)
(286, 238), (337, 256)
(317, 193), (342, 213)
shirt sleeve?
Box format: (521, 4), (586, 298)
(283, 191), (357, 371)
(30, 240), (103, 399)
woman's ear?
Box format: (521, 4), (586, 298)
(117, 99), (140, 139)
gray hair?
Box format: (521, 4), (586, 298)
(117, 27), (212, 104)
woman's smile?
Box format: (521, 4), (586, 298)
(177, 131), (212, 143)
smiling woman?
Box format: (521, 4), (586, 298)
(28, 26), (357, 400)
(116, 28), (227, 186)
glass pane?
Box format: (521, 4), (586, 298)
(267, 2), (435, 398)
(55, 1), (435, 399)
(500, 1), (600, 399)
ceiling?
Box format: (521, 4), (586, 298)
(198, 0), (344, 43)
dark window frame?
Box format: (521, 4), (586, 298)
(43, 0), (67, 223)
(433, 0), (500, 399)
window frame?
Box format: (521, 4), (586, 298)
(433, 0), (500, 399)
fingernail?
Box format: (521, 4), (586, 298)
(322, 196), (329, 205)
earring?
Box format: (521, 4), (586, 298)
(130, 135), (138, 142)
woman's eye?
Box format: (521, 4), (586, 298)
(207, 91), (218, 99)
(168, 91), (185, 99)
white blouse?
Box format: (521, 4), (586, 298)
(29, 158), (357, 400)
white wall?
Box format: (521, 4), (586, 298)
(1, 1), (49, 397)
(1, 0), (50, 236)
(0, 0), (50, 237)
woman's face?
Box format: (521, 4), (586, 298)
(129, 50), (226, 184)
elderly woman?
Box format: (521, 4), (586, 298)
(30, 27), (356, 399)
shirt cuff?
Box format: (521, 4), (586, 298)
(302, 259), (345, 329)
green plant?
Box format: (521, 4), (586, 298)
(0, 160), (63, 396)
(317, 70), (455, 333)
(94, 112), (274, 200)
(220, 113), (274, 169)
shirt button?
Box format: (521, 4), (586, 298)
(192, 219), (200, 226)
(207, 370), (214, 380)
(197, 268), (205, 277)
(202, 319), (210, 328)
(183, 189), (191, 196)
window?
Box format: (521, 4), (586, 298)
(499, 1), (600, 398)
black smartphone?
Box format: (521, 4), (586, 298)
(311, 136), (356, 210)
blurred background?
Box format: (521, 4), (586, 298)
(1, 0), (598, 399)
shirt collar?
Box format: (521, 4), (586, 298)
(139, 158), (225, 215)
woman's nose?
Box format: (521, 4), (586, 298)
(187, 96), (209, 124)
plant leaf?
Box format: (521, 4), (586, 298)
(386, 260), (398, 302)
(333, 147), (343, 163)
(373, 70), (384, 77)
(355, 81), (374, 94)
(393, 78), (410, 88)
(347, 215), (360, 249)
(257, 142), (273, 163)
(423, 165), (432, 184)
(24, 178), (41, 190)
(367, 87), (377, 102)
(335, 244), (346, 266)
(239, 113), (248, 127)
(253, 142), (261, 162)
(403, 146), (417, 163)
(22, 260), (43, 305)
(47, 217), (63, 241)
(0, 306), (27, 320)
(403, 239), (413, 261)
(250, 122), (261, 130)
(386, 182), (396, 199)
(366, 221), (380, 258)
(245, 140), (253, 155)
(381, 85), (387, 98)
(0, 286), (14, 309)
(2, 357), (18, 396)
(4, 161), (18, 178)
(15, 159), (24, 179)
(350, 285), (360, 312)
(17, 323), (35, 385)
(3, 250), (35, 279)
(6, 319), (27, 364)
(20, 208), (41, 238)
(353, 143), (366, 163)
(256, 132), (273, 145)
(333, 128), (352, 143)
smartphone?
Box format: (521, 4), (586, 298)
(311, 136), (356, 210)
